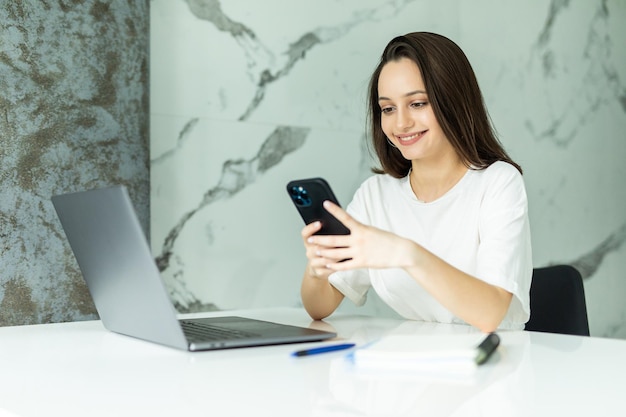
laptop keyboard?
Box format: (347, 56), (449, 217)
(180, 320), (258, 342)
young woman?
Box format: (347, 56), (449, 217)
(299, 32), (532, 332)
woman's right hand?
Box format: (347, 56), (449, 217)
(300, 220), (346, 320)
(301, 221), (334, 280)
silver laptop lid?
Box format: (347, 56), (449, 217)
(52, 186), (188, 350)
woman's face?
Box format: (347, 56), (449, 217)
(378, 58), (454, 165)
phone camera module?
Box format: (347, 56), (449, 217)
(290, 186), (312, 207)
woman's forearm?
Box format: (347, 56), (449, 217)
(403, 240), (512, 332)
(300, 265), (344, 320)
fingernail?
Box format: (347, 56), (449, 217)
(307, 237), (314, 243)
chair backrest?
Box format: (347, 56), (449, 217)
(525, 265), (590, 336)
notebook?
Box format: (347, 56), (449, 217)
(51, 185), (336, 351)
(345, 333), (499, 383)
(349, 334), (483, 371)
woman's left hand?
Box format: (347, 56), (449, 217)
(307, 201), (417, 271)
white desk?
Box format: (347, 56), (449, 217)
(1, 307), (624, 417)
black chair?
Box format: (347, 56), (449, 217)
(525, 265), (590, 336)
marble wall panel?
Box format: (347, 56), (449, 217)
(151, 0), (626, 337)
(0, 1), (149, 325)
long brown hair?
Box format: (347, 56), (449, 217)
(367, 32), (521, 178)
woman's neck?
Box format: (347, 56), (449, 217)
(409, 155), (467, 203)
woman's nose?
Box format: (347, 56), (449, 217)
(395, 108), (413, 129)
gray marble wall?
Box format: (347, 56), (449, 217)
(151, 0), (626, 338)
(0, 1), (149, 325)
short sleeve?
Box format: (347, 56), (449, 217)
(476, 163), (533, 326)
(328, 269), (371, 306)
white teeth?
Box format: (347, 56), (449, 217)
(398, 132), (421, 141)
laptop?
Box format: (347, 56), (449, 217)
(51, 185), (336, 351)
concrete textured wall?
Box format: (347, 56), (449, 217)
(0, 1), (149, 326)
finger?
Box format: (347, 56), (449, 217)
(324, 254), (358, 271)
(326, 259), (355, 271)
(305, 245), (318, 260)
(308, 234), (351, 249)
(309, 258), (334, 277)
(311, 255), (333, 268)
(323, 200), (358, 229)
(301, 221), (321, 240)
(318, 247), (352, 262)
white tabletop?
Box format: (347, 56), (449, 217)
(0, 307), (624, 417)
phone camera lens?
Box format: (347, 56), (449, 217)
(290, 186), (311, 207)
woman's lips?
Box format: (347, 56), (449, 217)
(397, 130), (427, 146)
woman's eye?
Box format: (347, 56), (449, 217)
(411, 101), (427, 108)
(381, 106), (394, 114)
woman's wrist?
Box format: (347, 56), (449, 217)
(307, 262), (330, 281)
(398, 238), (421, 268)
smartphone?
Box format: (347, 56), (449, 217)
(286, 177), (350, 235)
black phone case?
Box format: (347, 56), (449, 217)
(286, 177), (350, 235)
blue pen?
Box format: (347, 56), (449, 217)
(291, 343), (356, 357)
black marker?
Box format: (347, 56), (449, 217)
(475, 332), (500, 365)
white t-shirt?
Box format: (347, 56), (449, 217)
(328, 161), (532, 330)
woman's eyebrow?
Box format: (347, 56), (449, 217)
(378, 90), (427, 101)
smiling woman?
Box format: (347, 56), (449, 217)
(298, 32), (532, 333)
(369, 32), (522, 179)
(377, 57), (461, 186)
